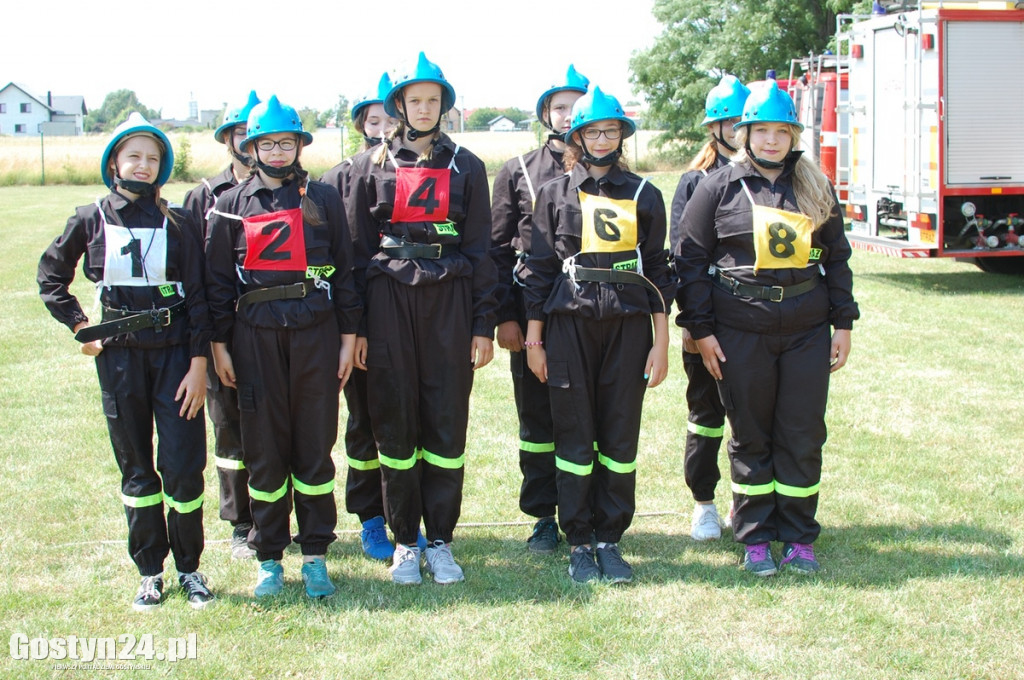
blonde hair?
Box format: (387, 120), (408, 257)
(686, 139), (719, 173)
(733, 124), (836, 230)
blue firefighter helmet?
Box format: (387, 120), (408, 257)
(566, 86), (636, 142)
(735, 80), (803, 131)
(535, 64), (590, 126)
(100, 112), (174, 189)
(241, 95), (313, 151)
(352, 72), (393, 121)
(214, 90), (261, 143)
(383, 51), (457, 118)
(701, 75), (750, 125)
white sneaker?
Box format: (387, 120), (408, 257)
(390, 544), (422, 585)
(691, 503), (723, 541)
(424, 540), (465, 584)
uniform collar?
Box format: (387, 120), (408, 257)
(569, 162), (628, 190)
(392, 132), (457, 161)
(240, 171), (295, 198)
(211, 165), (239, 191)
(108, 189), (159, 216)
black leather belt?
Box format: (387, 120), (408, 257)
(713, 270), (820, 302)
(75, 300), (186, 343)
(381, 241), (459, 259)
(236, 281), (313, 311)
(572, 266), (666, 314)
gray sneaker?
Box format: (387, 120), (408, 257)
(595, 543), (633, 583)
(231, 523), (256, 560)
(527, 517), (561, 554)
(568, 545), (600, 584)
(424, 540), (465, 584)
(390, 544), (422, 586)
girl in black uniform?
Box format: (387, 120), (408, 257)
(38, 113), (214, 611)
(490, 64), (589, 555)
(669, 75), (750, 541)
(675, 80), (859, 576)
(521, 87), (674, 584)
(205, 95), (361, 599)
(346, 52), (499, 586)
(182, 90), (260, 561)
(321, 73), (421, 562)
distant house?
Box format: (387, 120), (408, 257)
(487, 115), (517, 132)
(0, 83), (87, 135)
(441, 106), (461, 133)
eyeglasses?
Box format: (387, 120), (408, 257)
(581, 127), (622, 141)
(255, 138), (298, 151)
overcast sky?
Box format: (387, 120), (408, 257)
(6, 0), (661, 119)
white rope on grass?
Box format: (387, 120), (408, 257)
(40, 511), (689, 550)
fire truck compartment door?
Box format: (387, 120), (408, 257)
(945, 19), (1024, 185)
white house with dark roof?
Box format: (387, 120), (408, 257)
(0, 83), (87, 135)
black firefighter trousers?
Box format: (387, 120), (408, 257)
(365, 275), (473, 547)
(96, 344), (206, 577)
(232, 319), (340, 561)
(716, 323), (830, 546)
(546, 313), (650, 547)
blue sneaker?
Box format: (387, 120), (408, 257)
(780, 542), (820, 574)
(416, 529), (428, 552)
(301, 558), (336, 598)
(360, 516), (395, 561)
(254, 560), (284, 597)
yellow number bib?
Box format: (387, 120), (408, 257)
(740, 178), (815, 272)
(579, 192), (638, 254)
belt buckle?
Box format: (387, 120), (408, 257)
(768, 286), (784, 302)
(293, 282), (309, 298)
(150, 307), (171, 332)
(429, 243), (443, 258)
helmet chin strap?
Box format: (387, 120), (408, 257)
(399, 95), (441, 142)
(363, 134), (384, 148)
(580, 137), (622, 167)
(714, 122), (738, 153)
(114, 176), (157, 197)
(254, 147), (297, 179)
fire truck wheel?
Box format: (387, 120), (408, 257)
(973, 257), (1024, 276)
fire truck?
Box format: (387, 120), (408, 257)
(787, 1), (1024, 274)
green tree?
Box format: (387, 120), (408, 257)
(84, 90), (161, 133)
(320, 95), (350, 129)
(297, 107), (320, 133)
(630, 0), (869, 159)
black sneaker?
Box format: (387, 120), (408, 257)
(178, 571), (214, 610)
(568, 545), (600, 584)
(527, 517), (561, 554)
(596, 543), (633, 583)
(231, 523), (255, 560)
(132, 575), (163, 612)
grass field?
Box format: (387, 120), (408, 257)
(1, 180), (1023, 679)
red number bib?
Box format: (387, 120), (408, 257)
(392, 167), (450, 223)
(241, 208), (308, 271)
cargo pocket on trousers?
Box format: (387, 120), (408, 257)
(545, 361), (577, 430)
(101, 391), (118, 419)
(237, 383), (257, 413)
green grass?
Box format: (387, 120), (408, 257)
(2, 182), (1023, 679)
